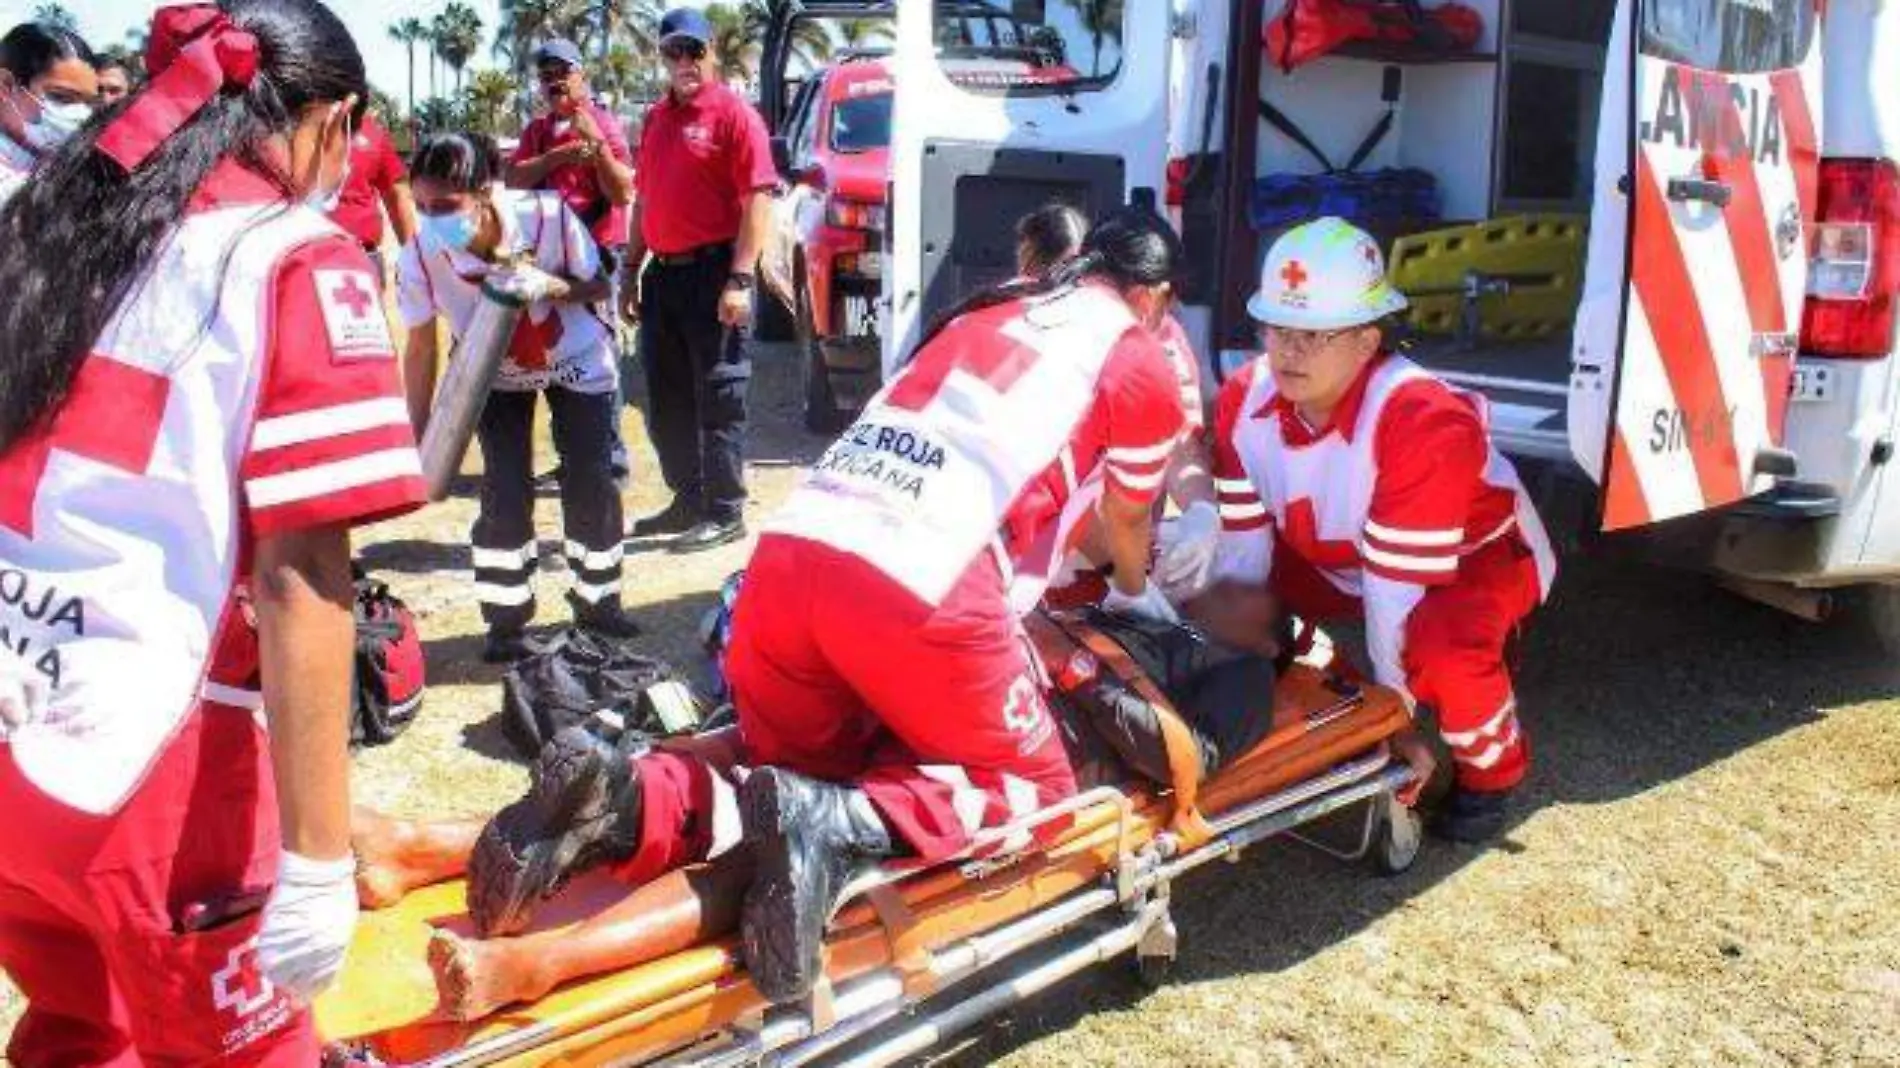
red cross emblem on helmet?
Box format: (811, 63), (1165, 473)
(1279, 259), (1309, 292)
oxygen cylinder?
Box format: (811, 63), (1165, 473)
(419, 264), (561, 501)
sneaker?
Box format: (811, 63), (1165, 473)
(482, 629), (538, 664)
(629, 496), (702, 538)
(1427, 787), (1511, 845)
(467, 726), (645, 937)
(738, 767), (894, 1003)
(670, 516), (746, 555)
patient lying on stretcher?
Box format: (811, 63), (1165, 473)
(349, 587), (1428, 1022)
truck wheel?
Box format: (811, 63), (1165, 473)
(797, 284), (847, 436)
(1860, 583), (1900, 656)
(756, 287), (794, 343)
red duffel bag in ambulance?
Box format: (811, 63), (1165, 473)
(1264, 0), (1484, 74)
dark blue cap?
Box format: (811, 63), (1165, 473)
(658, 8), (712, 46)
(532, 38), (584, 68)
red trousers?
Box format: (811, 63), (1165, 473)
(1274, 537), (1540, 793)
(614, 535), (1077, 881)
(0, 707), (313, 1067)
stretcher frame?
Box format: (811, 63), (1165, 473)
(324, 667), (1418, 1068)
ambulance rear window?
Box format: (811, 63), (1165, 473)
(1641, 0), (1816, 74)
(933, 0), (1120, 96)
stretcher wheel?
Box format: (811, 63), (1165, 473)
(1368, 796), (1423, 876)
(1134, 951), (1176, 990)
(1132, 908), (1179, 990)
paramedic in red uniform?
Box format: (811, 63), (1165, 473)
(1207, 217), (1556, 843)
(618, 7), (776, 552)
(326, 110), (417, 288)
(471, 208), (1188, 1005)
(0, 3), (427, 1064)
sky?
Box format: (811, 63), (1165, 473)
(0, 0), (716, 102)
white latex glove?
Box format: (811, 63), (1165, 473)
(1153, 501), (1221, 599)
(1101, 580), (1181, 625)
(0, 653), (46, 740)
(255, 850), (358, 1004)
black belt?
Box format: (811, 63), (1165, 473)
(650, 243), (732, 267)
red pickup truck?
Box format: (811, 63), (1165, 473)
(760, 55), (892, 433)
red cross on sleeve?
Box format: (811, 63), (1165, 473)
(239, 237), (426, 538)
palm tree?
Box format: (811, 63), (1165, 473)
(592, 0), (664, 65)
(1065, 0), (1124, 77)
(30, 3), (76, 32)
(465, 69), (517, 135)
(836, 18), (893, 53)
(389, 18), (428, 124)
(703, 4), (758, 86)
(494, 0), (595, 80)
(434, 3), (486, 96)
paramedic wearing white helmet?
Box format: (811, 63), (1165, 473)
(1207, 217), (1556, 842)
(0, 2), (426, 1063)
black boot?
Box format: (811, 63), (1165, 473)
(1427, 786), (1512, 845)
(468, 726), (645, 937)
(569, 591), (642, 639)
(629, 496), (703, 537)
(482, 628), (539, 664)
(671, 515), (746, 554)
(738, 768), (894, 1003)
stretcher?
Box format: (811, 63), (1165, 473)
(318, 656), (1419, 1068)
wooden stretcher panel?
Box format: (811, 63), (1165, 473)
(319, 664), (1409, 1066)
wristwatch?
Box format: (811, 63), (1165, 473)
(725, 272), (756, 292)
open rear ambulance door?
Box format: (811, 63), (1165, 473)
(1569, 0), (1824, 530)
(885, 0), (1175, 367)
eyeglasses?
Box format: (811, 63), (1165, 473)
(1261, 324), (1354, 353)
(661, 40), (707, 62)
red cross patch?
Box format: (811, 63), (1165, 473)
(313, 268), (395, 362)
(1280, 259), (1309, 292)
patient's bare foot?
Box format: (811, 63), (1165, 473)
(352, 809), (481, 908)
(428, 928), (550, 1022)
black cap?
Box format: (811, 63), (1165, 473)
(532, 38), (584, 68)
(658, 8), (713, 46)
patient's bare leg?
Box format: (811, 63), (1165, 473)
(353, 806), (484, 908)
(428, 850), (754, 1021)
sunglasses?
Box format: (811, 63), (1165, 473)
(536, 65), (577, 84)
(661, 40), (707, 62)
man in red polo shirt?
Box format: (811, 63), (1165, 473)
(325, 111), (416, 289)
(509, 37), (635, 487)
(617, 7), (777, 553)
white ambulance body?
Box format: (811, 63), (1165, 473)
(883, 0), (1900, 636)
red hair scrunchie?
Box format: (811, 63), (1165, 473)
(96, 4), (260, 173)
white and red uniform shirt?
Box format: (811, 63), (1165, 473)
(0, 160), (426, 814)
(1156, 314), (1206, 434)
(767, 282), (1187, 610)
(0, 131), (34, 207)
(1211, 352), (1556, 704)
(395, 186), (617, 395)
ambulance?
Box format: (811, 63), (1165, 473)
(869, 0), (1900, 645)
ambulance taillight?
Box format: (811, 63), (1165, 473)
(1801, 158), (1900, 358)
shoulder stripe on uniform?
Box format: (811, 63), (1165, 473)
(252, 397), (411, 451)
(246, 448), (422, 508)
(1362, 543), (1457, 574)
(1364, 518), (1464, 548)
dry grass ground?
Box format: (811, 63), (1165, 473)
(3, 343), (1898, 1066)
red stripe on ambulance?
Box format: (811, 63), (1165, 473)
(1769, 68), (1820, 225)
(1603, 432), (1652, 530)
(1630, 153), (1747, 508)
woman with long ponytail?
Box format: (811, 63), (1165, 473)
(0, 2), (426, 1063)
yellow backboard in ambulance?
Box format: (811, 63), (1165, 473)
(1574, 0), (1823, 530)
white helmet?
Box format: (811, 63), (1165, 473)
(1247, 216), (1409, 331)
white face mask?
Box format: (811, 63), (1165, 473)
(304, 109), (352, 213)
(8, 89), (89, 152)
